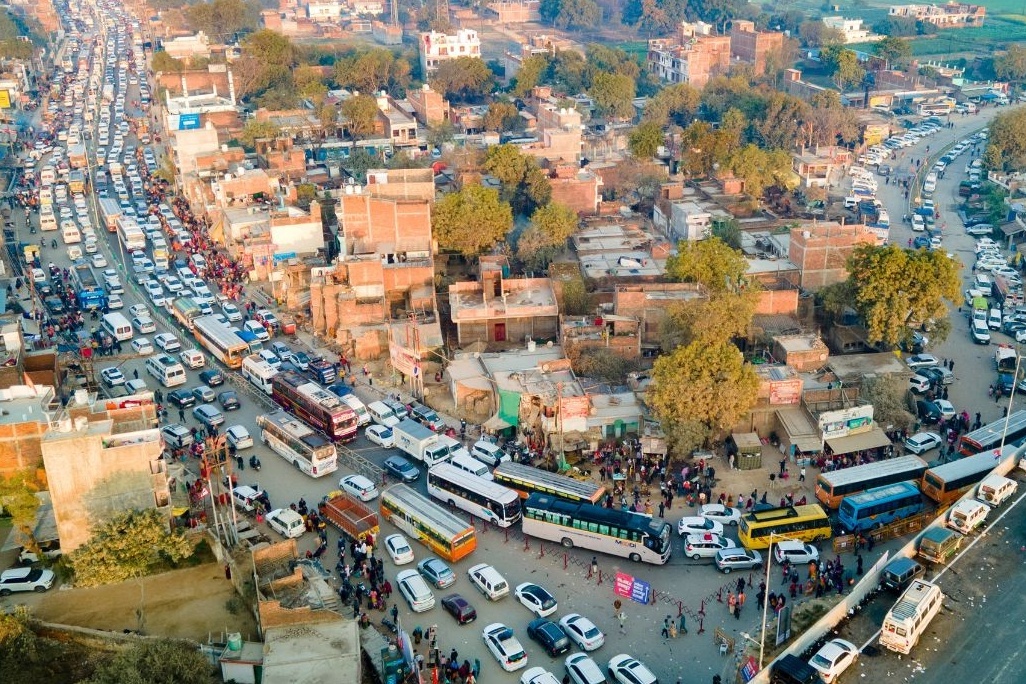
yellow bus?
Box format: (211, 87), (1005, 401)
(380, 485), (477, 562)
(738, 504), (832, 550)
(492, 462), (606, 504)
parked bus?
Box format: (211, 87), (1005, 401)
(256, 410), (338, 478)
(815, 456), (929, 509)
(69, 258), (107, 311)
(192, 315), (249, 369)
(921, 451), (1000, 505)
(270, 370), (358, 442)
(916, 100), (954, 116)
(521, 493), (672, 564)
(144, 354), (187, 388)
(426, 463), (522, 527)
(738, 504), (832, 550)
(380, 484), (477, 562)
(492, 462), (606, 505)
(958, 410), (1026, 455)
(837, 481), (925, 533)
(879, 580), (944, 654)
(242, 354), (278, 394)
(171, 297), (202, 331)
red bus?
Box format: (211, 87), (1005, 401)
(271, 370), (358, 442)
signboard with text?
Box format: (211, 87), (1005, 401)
(613, 572), (651, 605)
(178, 113), (200, 130)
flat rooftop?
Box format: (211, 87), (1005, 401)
(449, 279), (557, 321)
(581, 253), (665, 279)
(0, 385), (56, 426)
(827, 352), (911, 379)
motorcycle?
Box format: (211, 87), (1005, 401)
(249, 455), (262, 471)
(29, 225), (35, 234)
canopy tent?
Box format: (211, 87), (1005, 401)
(825, 427), (891, 456)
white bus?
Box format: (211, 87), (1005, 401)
(522, 493), (672, 564)
(879, 580), (944, 654)
(426, 463), (521, 528)
(241, 354), (278, 394)
(256, 410), (338, 478)
(145, 354), (187, 388)
(101, 312), (133, 341)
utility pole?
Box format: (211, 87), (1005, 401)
(202, 433), (238, 548)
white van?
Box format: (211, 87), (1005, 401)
(62, 223), (81, 244)
(232, 485), (266, 512)
(947, 499), (989, 534)
(471, 439), (509, 467)
(988, 308), (1003, 330)
(449, 453), (495, 481)
(367, 400), (400, 428)
(467, 563), (510, 600)
(341, 394), (370, 425)
(145, 355), (187, 388)
(976, 474), (1018, 507)
(39, 213), (58, 232)
(396, 569), (435, 612)
(241, 354), (278, 394)
(101, 312), (133, 341)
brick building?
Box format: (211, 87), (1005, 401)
(647, 23), (731, 88)
(449, 261), (558, 345)
(548, 162), (602, 216)
(788, 222), (880, 291)
(406, 84), (448, 127)
(729, 20), (784, 75)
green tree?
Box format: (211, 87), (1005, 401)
(844, 244), (962, 347)
(185, 0), (256, 39)
(68, 509), (193, 587)
(483, 144), (552, 216)
(531, 202), (578, 245)
(725, 144), (796, 199)
(661, 288), (759, 351)
(517, 225), (562, 272)
(798, 21), (845, 47)
(560, 276), (594, 315)
(150, 50), (184, 74)
(710, 217), (741, 249)
(0, 471), (43, 559)
(232, 29), (296, 98)
(550, 50), (591, 94)
(541, 0), (601, 29)
(622, 0), (688, 34)
(431, 57), (494, 102)
(334, 47), (412, 96)
(821, 46), (865, 90)
(0, 608), (38, 674)
(590, 72), (636, 120)
(86, 639), (216, 684)
(433, 185), (514, 257)
(511, 55), (549, 99)
(985, 107), (1026, 172)
(340, 94), (380, 140)
(995, 45), (1026, 84)
(294, 65), (328, 105)
(871, 16), (921, 37)
(874, 37), (912, 70)
(860, 376), (915, 433)
(649, 341), (759, 455)
(482, 101), (521, 133)
(628, 120), (664, 159)
(238, 119), (278, 149)
(753, 92), (809, 150)
(643, 83), (700, 127)
(665, 237), (748, 293)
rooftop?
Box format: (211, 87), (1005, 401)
(0, 384), (57, 426)
(775, 334), (829, 353)
(449, 278), (557, 322)
(262, 620), (360, 684)
(827, 352), (911, 380)
(580, 253), (665, 279)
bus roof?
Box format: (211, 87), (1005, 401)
(743, 504), (825, 523)
(960, 410), (1026, 450)
(382, 484), (474, 537)
(258, 410), (331, 450)
(525, 493), (666, 535)
(925, 451), (1001, 481)
(430, 463), (519, 502)
(817, 456), (928, 488)
(843, 481), (920, 506)
(493, 462), (605, 502)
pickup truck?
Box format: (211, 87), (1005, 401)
(319, 493), (379, 541)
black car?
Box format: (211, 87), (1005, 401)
(167, 388), (196, 409)
(218, 390), (240, 411)
(916, 400), (941, 424)
(526, 618), (571, 656)
(384, 455), (421, 482)
(917, 367), (944, 388)
(198, 369), (224, 387)
(44, 295), (64, 315)
(440, 593), (477, 625)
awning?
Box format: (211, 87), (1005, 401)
(789, 435), (823, 454)
(777, 408), (822, 453)
(826, 427), (891, 455)
(482, 414), (512, 432)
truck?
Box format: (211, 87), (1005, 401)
(995, 345), (1017, 372)
(319, 493), (379, 541)
(437, 434), (470, 460)
(994, 275), (1024, 309)
(68, 144), (87, 169)
(265, 508), (305, 539)
(172, 296), (202, 331)
(394, 418), (450, 466)
(99, 198), (122, 232)
(306, 357), (337, 384)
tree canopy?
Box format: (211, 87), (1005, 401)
(85, 639), (216, 684)
(832, 244), (962, 347)
(540, 0), (601, 30)
(483, 144), (552, 216)
(431, 57), (494, 102)
(994, 45), (1026, 84)
(590, 72), (636, 120)
(68, 509), (193, 587)
(432, 185), (513, 257)
(874, 37), (912, 70)
(985, 106), (1026, 172)
(628, 121), (664, 159)
(185, 0), (257, 39)
(665, 236), (748, 293)
(238, 119), (278, 149)
(150, 51), (184, 74)
(333, 47), (413, 96)
(649, 341), (759, 455)
(340, 94), (380, 140)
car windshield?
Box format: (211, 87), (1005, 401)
(810, 653), (833, 668)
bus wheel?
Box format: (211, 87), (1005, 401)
(629, 553), (641, 562)
(293, 461), (301, 470)
(561, 538), (573, 548)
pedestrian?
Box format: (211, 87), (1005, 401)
(799, 466), (806, 482)
(856, 554), (864, 576)
(392, 603), (399, 623)
(779, 458), (786, 476)
(658, 501), (665, 518)
(727, 592), (737, 615)
(661, 616), (670, 639)
(591, 556), (598, 578)
(178, 408), (185, 422)
(678, 612), (687, 635)
(617, 611), (627, 634)
(737, 576), (745, 593)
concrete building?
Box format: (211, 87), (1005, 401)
(561, 315), (642, 361)
(653, 199), (713, 243)
(41, 418), (168, 553)
(419, 29), (481, 75)
(449, 261), (558, 346)
(792, 146), (853, 189)
(729, 20), (784, 75)
(788, 221), (881, 291)
(612, 283), (707, 354)
(374, 94), (418, 147)
(364, 168), (436, 201)
(307, 0), (344, 19)
(772, 333), (830, 372)
(486, 1), (541, 22)
(822, 17), (880, 44)
(647, 24), (731, 88)
(888, 3), (985, 28)
(163, 32), (213, 61)
(406, 84), (448, 127)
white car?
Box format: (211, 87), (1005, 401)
(684, 533), (736, 559)
(226, 425), (253, 450)
(384, 533), (415, 565)
(514, 582), (558, 617)
(153, 333), (181, 352)
(90, 252), (107, 268)
(565, 654), (607, 684)
(365, 424), (395, 448)
(162, 275), (183, 293)
(339, 474), (379, 501)
(808, 638), (859, 683)
(131, 337), (154, 354)
(129, 303), (148, 319)
(132, 316), (156, 334)
(607, 654), (658, 684)
(483, 623), (528, 672)
(905, 354), (939, 369)
(222, 302), (243, 322)
(935, 399), (956, 420)
(677, 516), (724, 537)
(699, 503), (741, 526)
(559, 613), (605, 651)
(904, 431), (943, 454)
(107, 293), (124, 309)
(100, 367), (126, 386)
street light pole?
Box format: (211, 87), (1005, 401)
(759, 533), (773, 669)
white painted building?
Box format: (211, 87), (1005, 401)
(419, 29), (481, 75)
(653, 200), (712, 243)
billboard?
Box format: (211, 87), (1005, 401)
(0, 90), (11, 109)
(178, 113), (200, 130)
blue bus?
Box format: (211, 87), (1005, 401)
(70, 259), (107, 311)
(837, 481), (924, 533)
